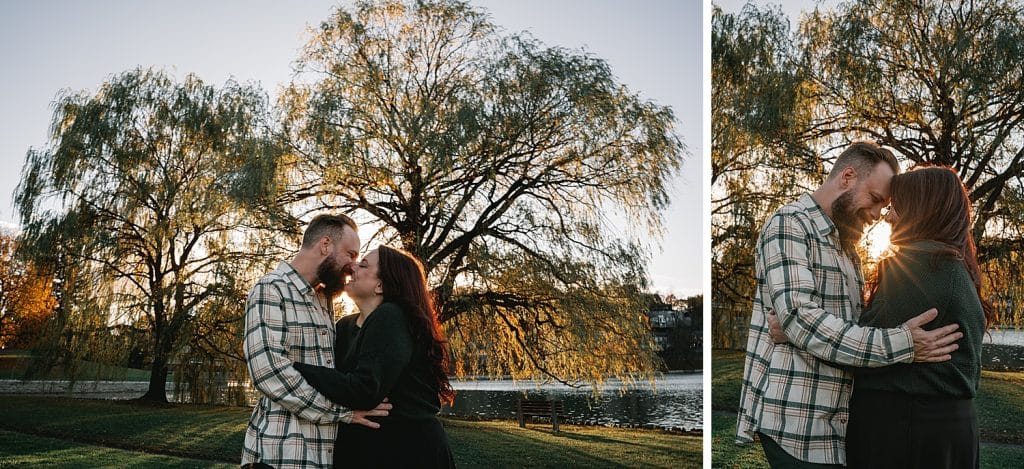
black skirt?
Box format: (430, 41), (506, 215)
(333, 416), (455, 468)
(846, 387), (978, 469)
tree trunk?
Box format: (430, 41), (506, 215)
(140, 345), (170, 403)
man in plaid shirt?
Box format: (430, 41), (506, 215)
(242, 214), (390, 469)
(736, 142), (964, 467)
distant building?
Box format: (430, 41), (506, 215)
(647, 301), (702, 371)
(649, 308), (677, 351)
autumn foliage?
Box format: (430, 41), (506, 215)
(0, 231), (57, 349)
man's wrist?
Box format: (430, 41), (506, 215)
(895, 324), (914, 363)
(337, 406), (353, 424)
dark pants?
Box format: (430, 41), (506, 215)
(758, 432), (844, 469)
(846, 388), (978, 469)
(335, 417), (455, 468)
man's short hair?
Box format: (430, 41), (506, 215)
(826, 141), (900, 180)
(301, 214), (358, 249)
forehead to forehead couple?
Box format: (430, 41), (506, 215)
(811, 141), (970, 262)
(815, 142), (899, 255)
(814, 142), (975, 258)
(738, 141), (992, 469)
(241, 213), (457, 469)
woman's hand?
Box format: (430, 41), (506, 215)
(766, 313), (788, 344)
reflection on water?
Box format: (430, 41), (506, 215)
(442, 373), (702, 431)
(983, 329), (1024, 370)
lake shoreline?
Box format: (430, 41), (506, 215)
(439, 413), (704, 436)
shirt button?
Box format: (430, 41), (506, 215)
(321, 330), (327, 336)
(326, 359), (332, 364)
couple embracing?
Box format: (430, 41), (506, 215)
(240, 214), (456, 468)
(738, 142), (993, 468)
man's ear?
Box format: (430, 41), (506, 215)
(319, 236), (332, 256)
(839, 166), (858, 190)
(375, 282), (383, 295)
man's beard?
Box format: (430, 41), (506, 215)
(316, 256), (350, 299)
(831, 190), (871, 257)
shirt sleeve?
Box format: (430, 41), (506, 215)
(243, 280), (354, 424)
(762, 213), (915, 367)
(293, 304), (413, 410)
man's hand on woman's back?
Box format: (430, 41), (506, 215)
(904, 308), (962, 363)
(764, 308), (962, 365)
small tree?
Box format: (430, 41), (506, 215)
(0, 231), (57, 350)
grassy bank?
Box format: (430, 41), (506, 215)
(0, 396), (701, 468)
(0, 352), (151, 381)
(711, 349), (1024, 467)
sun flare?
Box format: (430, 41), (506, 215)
(863, 221), (893, 260)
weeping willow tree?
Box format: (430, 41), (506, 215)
(14, 68), (283, 402)
(713, 0), (1024, 345)
(267, 0), (684, 384)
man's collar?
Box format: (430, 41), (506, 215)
(278, 261), (316, 295)
(798, 193), (837, 238)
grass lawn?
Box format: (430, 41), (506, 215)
(711, 349), (1024, 468)
(0, 430), (234, 468)
(0, 396), (701, 468)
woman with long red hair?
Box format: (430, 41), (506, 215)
(293, 245), (456, 468)
(846, 166), (993, 469)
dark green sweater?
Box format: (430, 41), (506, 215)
(854, 240), (984, 398)
(293, 301), (442, 421)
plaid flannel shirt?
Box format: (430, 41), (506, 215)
(242, 261), (353, 469)
(736, 193), (916, 465)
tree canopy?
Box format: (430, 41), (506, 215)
(270, 0), (685, 383)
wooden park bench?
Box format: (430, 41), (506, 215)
(516, 397), (566, 432)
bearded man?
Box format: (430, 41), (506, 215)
(736, 142), (963, 468)
(242, 214), (390, 469)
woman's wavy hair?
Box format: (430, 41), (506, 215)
(376, 245), (455, 404)
(866, 165), (996, 328)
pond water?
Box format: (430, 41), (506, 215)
(442, 373), (702, 432)
(983, 328), (1024, 370)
